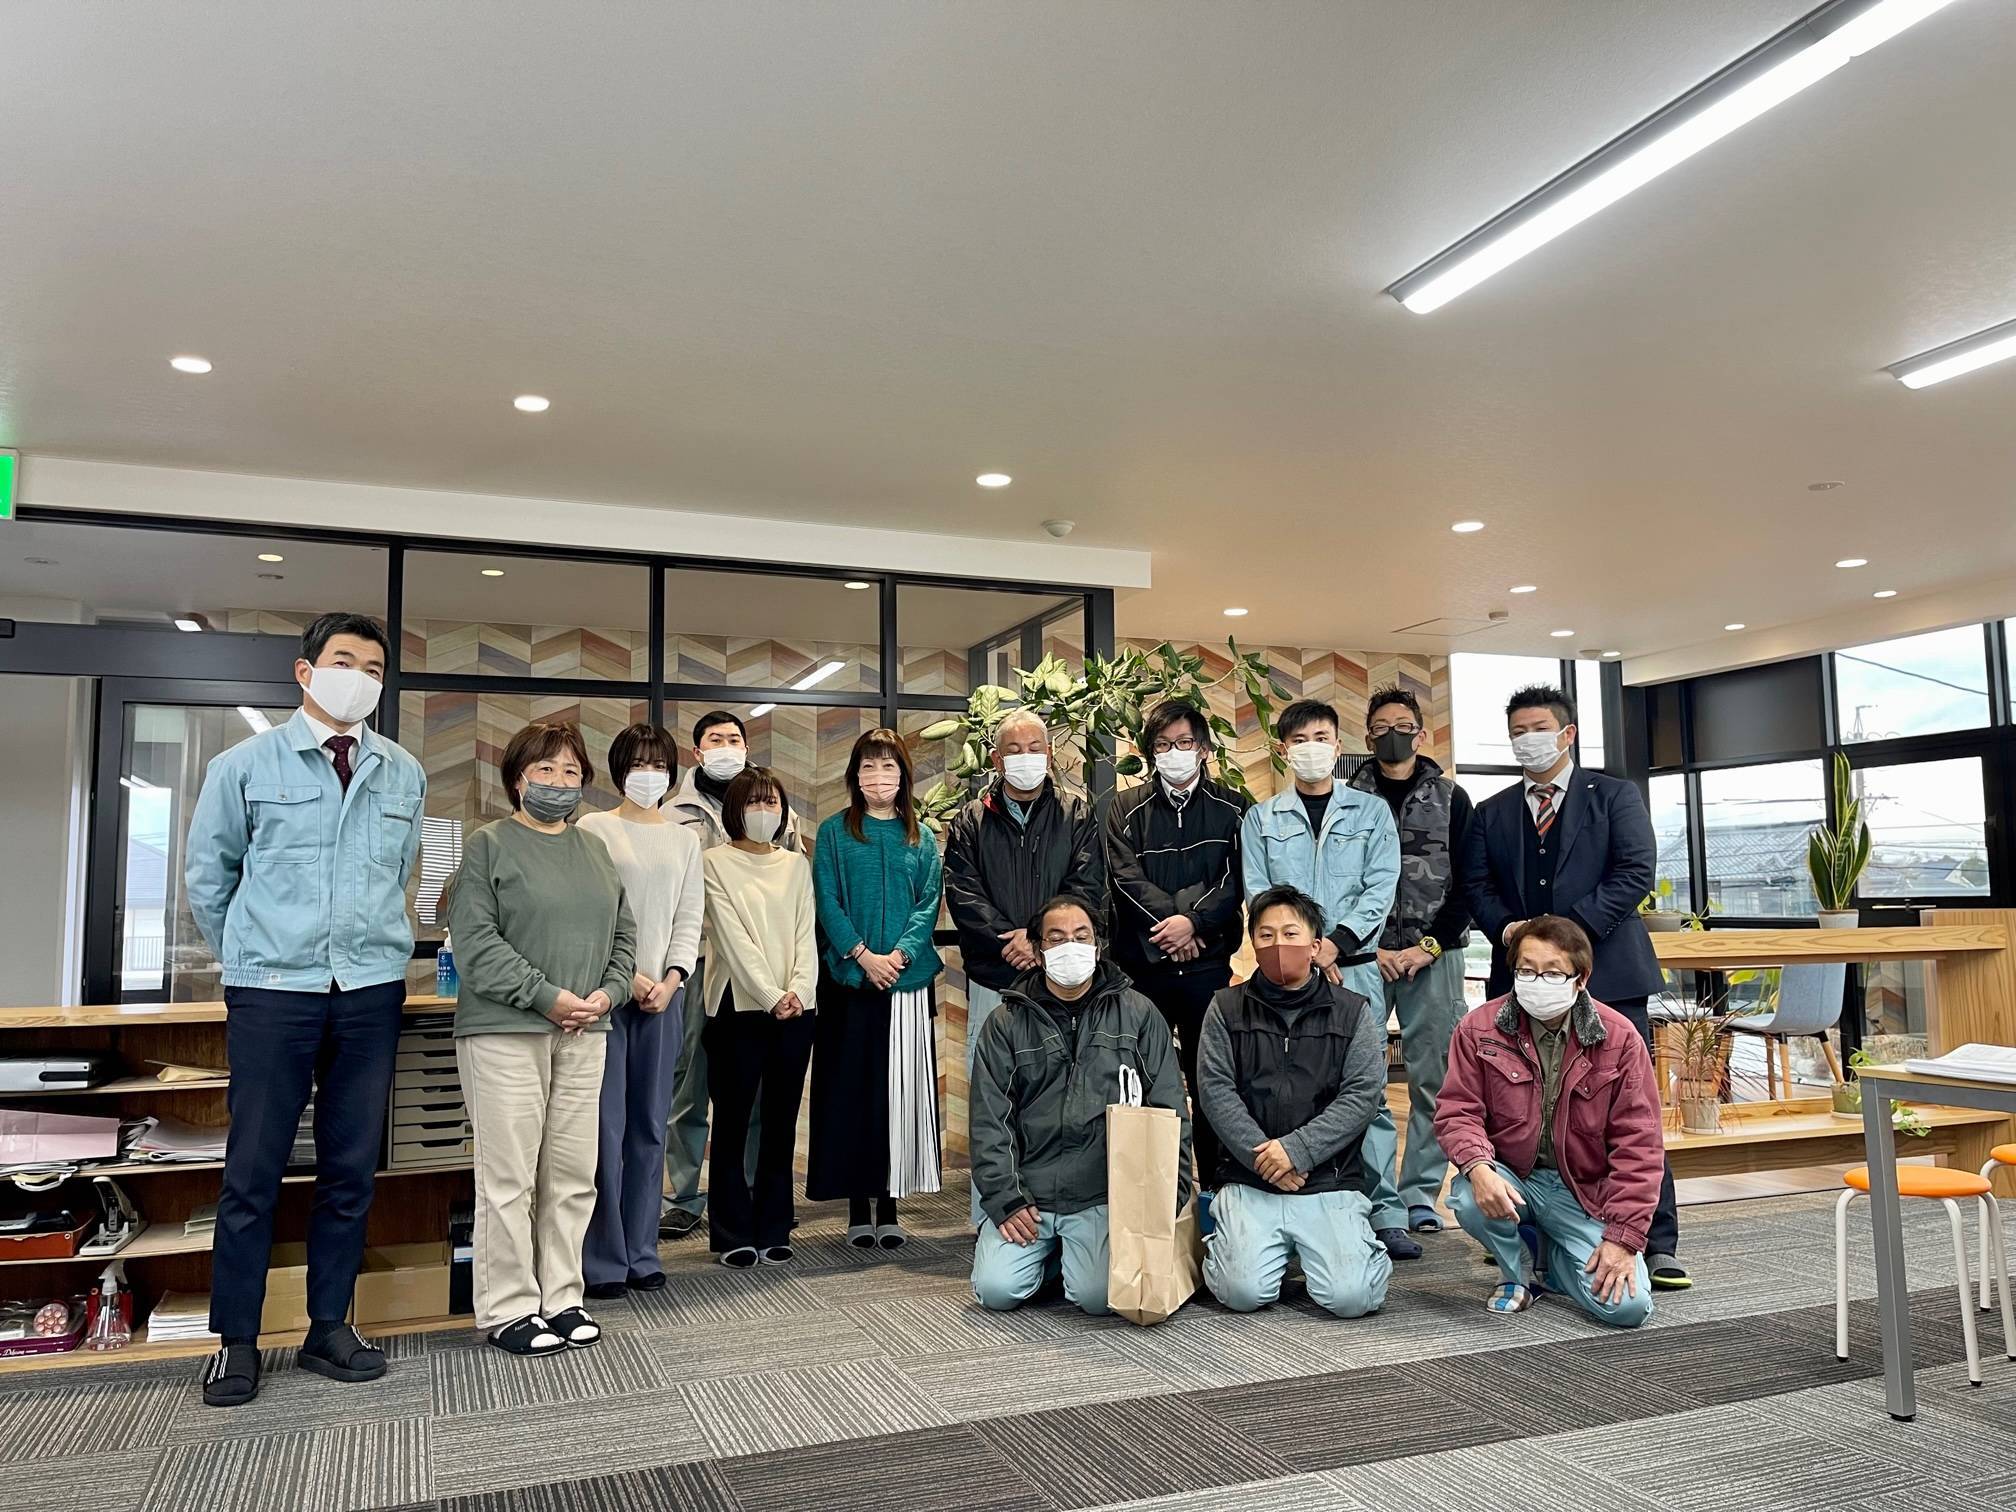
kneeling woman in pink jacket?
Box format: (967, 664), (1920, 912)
(1434, 914), (1663, 1325)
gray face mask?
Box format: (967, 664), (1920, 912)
(521, 782), (583, 824)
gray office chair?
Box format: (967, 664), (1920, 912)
(1724, 962), (1847, 1097)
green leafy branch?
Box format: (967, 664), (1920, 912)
(1808, 751), (1872, 912)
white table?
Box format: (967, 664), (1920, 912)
(1855, 1063), (2016, 1419)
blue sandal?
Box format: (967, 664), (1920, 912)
(1408, 1204), (1442, 1233)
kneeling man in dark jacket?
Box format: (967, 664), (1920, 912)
(1198, 886), (1393, 1319)
(969, 895), (1191, 1316)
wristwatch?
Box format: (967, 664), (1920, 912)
(1418, 937), (1443, 959)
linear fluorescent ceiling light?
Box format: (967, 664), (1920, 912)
(1387, 0), (1967, 314)
(1887, 315), (2016, 389)
(748, 659), (847, 717)
(237, 707), (272, 734)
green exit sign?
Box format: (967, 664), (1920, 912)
(0, 450), (15, 520)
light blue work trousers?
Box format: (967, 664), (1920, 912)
(965, 981), (1005, 1227)
(1449, 1165), (1654, 1328)
(971, 1205), (1111, 1317)
(1374, 948), (1469, 1212)
(1203, 1183), (1392, 1319)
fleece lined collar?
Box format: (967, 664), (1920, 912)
(1495, 988), (1606, 1047)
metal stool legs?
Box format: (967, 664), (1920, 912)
(1834, 1188), (1995, 1385)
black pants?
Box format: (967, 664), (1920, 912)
(704, 997), (816, 1253)
(1134, 965), (1232, 1190)
(211, 981), (406, 1338)
(1608, 994), (1681, 1259)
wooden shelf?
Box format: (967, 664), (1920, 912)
(6, 1075), (230, 1098)
(53, 1159), (471, 1180)
(1651, 924), (2006, 971)
(0, 995), (455, 1031)
(0, 1225), (215, 1268)
(0, 1311), (473, 1376)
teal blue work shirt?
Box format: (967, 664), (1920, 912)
(184, 710), (427, 992)
(1240, 783), (1400, 1004)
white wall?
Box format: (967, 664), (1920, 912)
(0, 675), (90, 1007)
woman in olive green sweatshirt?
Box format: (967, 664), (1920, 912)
(447, 722), (636, 1357)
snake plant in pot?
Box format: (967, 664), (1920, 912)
(1807, 751), (1870, 929)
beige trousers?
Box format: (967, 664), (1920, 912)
(457, 1030), (607, 1332)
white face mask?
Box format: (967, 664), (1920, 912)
(1517, 976), (1579, 1023)
(1510, 729), (1566, 773)
(1000, 752), (1049, 791)
(302, 665), (382, 727)
(742, 808), (781, 845)
(1284, 742), (1337, 782)
(700, 746), (747, 782)
(624, 771), (671, 808)
(1043, 941), (1097, 989)
(1154, 748), (1201, 787)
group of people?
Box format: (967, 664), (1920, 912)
(184, 607), (1679, 1407)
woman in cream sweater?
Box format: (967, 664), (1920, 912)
(701, 765), (818, 1268)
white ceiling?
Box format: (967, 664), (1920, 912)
(4, 1), (2014, 661)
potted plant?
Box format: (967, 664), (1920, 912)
(1660, 989), (1739, 1134)
(1807, 751), (1870, 928)
(1833, 1049), (1931, 1137)
(1638, 879), (1690, 932)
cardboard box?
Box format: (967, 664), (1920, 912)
(260, 1241), (453, 1333)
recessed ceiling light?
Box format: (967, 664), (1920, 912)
(1223, 607), (1249, 617)
(1808, 480), (1845, 492)
(480, 568), (505, 578)
(843, 580), (872, 591)
(1509, 584), (1538, 594)
(976, 472), (1012, 488)
(23, 557), (57, 566)
(1549, 628), (1574, 638)
(1835, 557), (1868, 569)
(257, 552), (284, 563)
(1724, 623), (1747, 631)
(513, 395), (550, 413)
(1873, 588), (1898, 598)
(1887, 314), (2016, 389)
(1450, 520), (1485, 534)
(1601, 650), (1622, 659)
(168, 355), (212, 374)
(173, 617), (203, 633)
(1385, 0), (1966, 314)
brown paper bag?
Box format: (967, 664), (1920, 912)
(1106, 1103), (1202, 1326)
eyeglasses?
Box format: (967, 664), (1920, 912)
(1150, 737), (1202, 754)
(1513, 968), (1574, 986)
(1367, 722), (1421, 738)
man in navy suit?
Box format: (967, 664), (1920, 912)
(1459, 684), (1688, 1292)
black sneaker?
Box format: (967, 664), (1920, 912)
(626, 1271), (667, 1292)
(297, 1322), (387, 1383)
(584, 1281), (628, 1302)
(660, 1207), (703, 1239)
(487, 1315), (564, 1356)
(545, 1306), (601, 1349)
(200, 1342), (261, 1407)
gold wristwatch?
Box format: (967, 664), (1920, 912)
(1418, 937), (1443, 959)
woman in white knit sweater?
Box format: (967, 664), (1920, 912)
(576, 724), (704, 1298)
(701, 765), (818, 1267)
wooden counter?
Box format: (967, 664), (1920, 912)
(1650, 924), (2006, 970)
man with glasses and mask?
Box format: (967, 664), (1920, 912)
(1343, 687), (1472, 1237)
(1240, 699), (1416, 1260)
(1459, 684), (1684, 1290)
(1105, 699), (1248, 1198)
(184, 612), (425, 1406)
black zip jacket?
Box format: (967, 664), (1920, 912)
(1104, 776), (1249, 980)
(943, 779), (1104, 992)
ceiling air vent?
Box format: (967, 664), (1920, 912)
(1388, 617), (1502, 638)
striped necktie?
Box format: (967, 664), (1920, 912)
(1532, 782), (1557, 839)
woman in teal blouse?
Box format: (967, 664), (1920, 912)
(808, 728), (945, 1248)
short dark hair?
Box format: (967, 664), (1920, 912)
(692, 709), (747, 747)
(1028, 893), (1102, 943)
(1143, 698), (1211, 752)
(1506, 684), (1575, 727)
(1508, 914), (1594, 981)
(608, 723), (679, 792)
(499, 722), (593, 812)
(300, 612), (389, 666)
(1276, 698), (1339, 742)
(721, 765), (792, 843)
(1248, 885), (1324, 939)
(1366, 686), (1422, 728)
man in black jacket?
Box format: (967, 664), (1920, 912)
(1460, 682), (1687, 1291)
(944, 709), (1104, 1225)
(1105, 698), (1248, 1192)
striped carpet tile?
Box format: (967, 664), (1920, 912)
(140, 1416), (430, 1512)
(0, 1378), (182, 1457)
(681, 1357), (952, 1459)
(441, 1460), (741, 1511)
(973, 1393), (1293, 1509)
(429, 1387), (711, 1499)
(431, 1332), (668, 1415)
(717, 1421), (1051, 1512)
(892, 1334), (1175, 1421)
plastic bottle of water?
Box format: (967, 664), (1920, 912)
(436, 933), (458, 1000)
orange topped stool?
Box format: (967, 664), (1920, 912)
(1837, 1163), (2012, 1387)
(1982, 1145), (2016, 1313)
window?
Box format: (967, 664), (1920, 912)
(1834, 626), (1990, 744)
(1574, 660), (1607, 771)
(1698, 760), (1824, 918)
(1852, 756), (1989, 898)
(663, 569), (879, 693)
(898, 584), (1083, 696)
(402, 552), (649, 680)
(1455, 771), (1520, 804)
(665, 701), (883, 848)
(1451, 653), (1564, 767)
(1648, 774), (1691, 913)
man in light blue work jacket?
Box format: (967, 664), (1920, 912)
(1239, 698), (1415, 1259)
(183, 612), (426, 1408)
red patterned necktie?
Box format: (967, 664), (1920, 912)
(1533, 782), (1557, 838)
(325, 735), (356, 793)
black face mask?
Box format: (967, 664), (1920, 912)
(1372, 729), (1416, 764)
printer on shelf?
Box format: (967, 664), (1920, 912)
(0, 1054), (120, 1094)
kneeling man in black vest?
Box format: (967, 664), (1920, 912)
(1198, 885), (1393, 1318)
